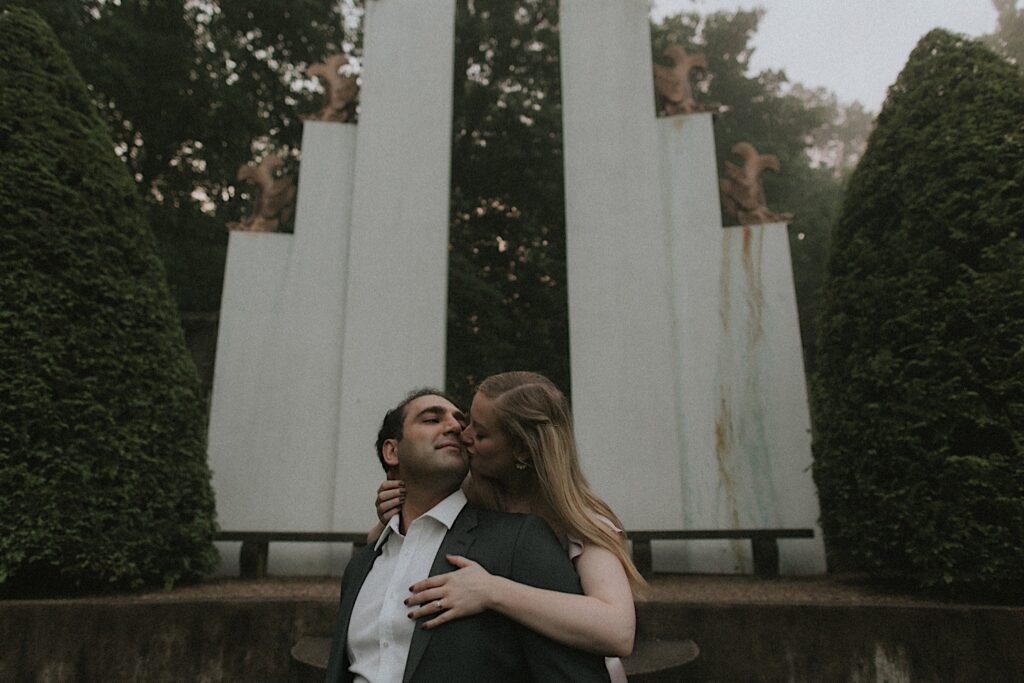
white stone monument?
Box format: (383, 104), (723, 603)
(208, 0), (456, 575)
(560, 0), (826, 573)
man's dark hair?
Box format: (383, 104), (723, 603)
(375, 387), (459, 472)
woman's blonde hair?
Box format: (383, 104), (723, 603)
(474, 371), (645, 591)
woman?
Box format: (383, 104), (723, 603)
(374, 371), (644, 681)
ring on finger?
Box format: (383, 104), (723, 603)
(435, 600), (443, 610)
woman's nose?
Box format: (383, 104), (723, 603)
(460, 429), (474, 445)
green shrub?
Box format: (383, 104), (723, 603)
(812, 29), (1024, 597)
(0, 8), (217, 595)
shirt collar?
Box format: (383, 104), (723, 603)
(374, 488), (467, 552)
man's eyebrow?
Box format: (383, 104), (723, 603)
(413, 406), (466, 424)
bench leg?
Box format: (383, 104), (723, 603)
(632, 539), (653, 579)
(239, 540), (269, 579)
(751, 537), (779, 578)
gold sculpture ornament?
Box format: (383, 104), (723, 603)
(306, 54), (358, 123)
(227, 154), (297, 233)
(653, 45), (710, 116)
(719, 142), (794, 226)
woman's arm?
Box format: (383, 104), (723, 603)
(405, 544), (635, 657)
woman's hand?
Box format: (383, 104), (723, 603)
(404, 555), (500, 629)
(375, 479), (404, 525)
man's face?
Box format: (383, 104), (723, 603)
(384, 394), (469, 482)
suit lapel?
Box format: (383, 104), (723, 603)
(325, 543), (382, 683)
(402, 506), (478, 683)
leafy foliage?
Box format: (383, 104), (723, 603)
(0, 0), (357, 311)
(0, 7), (217, 595)
(812, 29), (1024, 596)
(445, 0), (570, 402)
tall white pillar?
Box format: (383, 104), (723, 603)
(560, 0), (685, 528)
(560, 1), (826, 573)
(661, 115), (826, 573)
(332, 0), (457, 529)
(208, 121), (356, 574)
(209, 1), (457, 575)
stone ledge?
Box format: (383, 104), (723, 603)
(2, 580), (1021, 681)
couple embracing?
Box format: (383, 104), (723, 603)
(325, 372), (644, 683)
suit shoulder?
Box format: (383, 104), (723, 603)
(469, 507), (557, 538)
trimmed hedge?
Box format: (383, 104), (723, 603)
(0, 8), (217, 595)
(812, 30), (1024, 596)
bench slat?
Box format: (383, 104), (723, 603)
(215, 529), (815, 580)
(215, 531), (368, 543)
(627, 529), (813, 541)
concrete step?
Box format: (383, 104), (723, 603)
(290, 636), (699, 682)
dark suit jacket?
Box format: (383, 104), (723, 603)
(324, 505), (611, 683)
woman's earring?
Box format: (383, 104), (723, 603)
(515, 457), (530, 471)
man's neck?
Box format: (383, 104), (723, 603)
(398, 486), (459, 535)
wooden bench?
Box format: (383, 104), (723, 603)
(217, 527), (814, 579)
(214, 531), (368, 579)
(627, 528), (815, 578)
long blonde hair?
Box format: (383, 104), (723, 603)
(471, 371), (645, 591)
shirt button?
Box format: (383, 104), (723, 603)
(383, 641), (390, 649)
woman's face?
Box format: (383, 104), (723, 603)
(462, 392), (517, 481)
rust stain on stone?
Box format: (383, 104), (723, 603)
(719, 231), (732, 331)
(741, 227), (765, 342)
(714, 396), (741, 530)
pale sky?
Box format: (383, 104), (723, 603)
(651, 0), (1000, 111)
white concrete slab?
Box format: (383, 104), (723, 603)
(332, 0), (457, 530)
(560, 0), (685, 529)
(208, 123), (356, 574)
(560, 2), (825, 574)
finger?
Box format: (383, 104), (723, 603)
(378, 484), (405, 499)
(445, 554), (478, 568)
(377, 487), (405, 505)
(408, 575), (447, 595)
(380, 496), (403, 512)
(422, 609), (456, 629)
(377, 479), (404, 494)
(403, 589), (444, 618)
(404, 586), (444, 607)
(381, 507), (399, 521)
(407, 602), (443, 621)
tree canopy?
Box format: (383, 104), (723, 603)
(0, 0), (359, 311)
(0, 7), (217, 595)
(812, 29), (1024, 596)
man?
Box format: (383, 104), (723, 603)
(325, 389), (610, 683)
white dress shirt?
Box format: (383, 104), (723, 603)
(346, 488), (468, 683)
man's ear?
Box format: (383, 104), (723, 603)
(382, 439), (400, 469)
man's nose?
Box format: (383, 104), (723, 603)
(443, 414), (462, 434)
